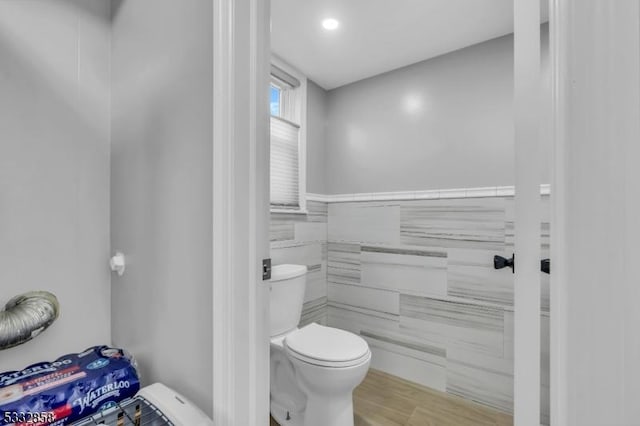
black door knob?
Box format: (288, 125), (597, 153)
(541, 259), (550, 274)
(494, 254), (515, 273)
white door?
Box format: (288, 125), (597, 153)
(550, 1), (640, 425)
(513, 1), (543, 425)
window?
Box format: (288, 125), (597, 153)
(270, 85), (281, 116)
(270, 60), (306, 212)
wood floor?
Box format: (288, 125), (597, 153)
(270, 369), (513, 426)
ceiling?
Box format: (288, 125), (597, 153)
(271, 0), (549, 90)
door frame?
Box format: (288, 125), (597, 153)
(549, 0), (566, 424)
(513, 0), (542, 424)
(212, 0), (567, 425)
(212, 0), (271, 425)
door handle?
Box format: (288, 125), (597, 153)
(494, 254), (515, 273)
(494, 255), (550, 275)
(541, 259), (550, 274)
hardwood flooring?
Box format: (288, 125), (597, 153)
(270, 369), (513, 426)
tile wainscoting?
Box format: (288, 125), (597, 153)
(270, 200), (329, 326)
(270, 190), (550, 424)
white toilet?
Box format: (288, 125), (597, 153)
(270, 264), (371, 426)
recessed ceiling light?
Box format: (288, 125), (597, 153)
(322, 18), (339, 31)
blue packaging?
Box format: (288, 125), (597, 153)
(0, 346), (140, 426)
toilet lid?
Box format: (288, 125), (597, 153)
(284, 323), (370, 365)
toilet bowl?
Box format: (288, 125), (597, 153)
(269, 265), (371, 426)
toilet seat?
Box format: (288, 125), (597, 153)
(284, 323), (371, 368)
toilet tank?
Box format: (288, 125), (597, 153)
(270, 264), (307, 337)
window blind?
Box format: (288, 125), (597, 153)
(270, 116), (300, 209)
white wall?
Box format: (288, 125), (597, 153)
(325, 29), (550, 194)
(110, 0), (213, 416)
(0, 0), (111, 371)
(555, 2), (640, 425)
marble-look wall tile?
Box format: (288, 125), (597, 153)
(327, 304), (399, 336)
(330, 297), (448, 391)
(400, 198), (506, 250)
(306, 200), (328, 222)
(270, 201), (329, 327)
(503, 311), (514, 360)
(305, 263), (327, 303)
(369, 345), (448, 392)
(270, 212), (311, 224)
(447, 248), (514, 306)
(504, 221), (514, 250)
(270, 212), (314, 243)
(397, 316), (447, 350)
(360, 329), (446, 360)
(328, 282), (399, 315)
(400, 313), (504, 358)
(361, 245), (447, 258)
(272, 195), (550, 422)
(300, 296), (328, 327)
(329, 202), (401, 244)
(540, 313), (550, 424)
(540, 197), (551, 312)
(446, 348), (514, 413)
(541, 271), (550, 313)
(541, 385), (550, 426)
(400, 294), (504, 357)
(270, 198), (328, 242)
(270, 223), (295, 242)
(401, 294), (504, 333)
(540, 314), (550, 388)
(541, 221), (551, 253)
(327, 242), (361, 285)
(360, 245), (448, 296)
(364, 332), (448, 392)
(294, 222), (327, 242)
(271, 241), (323, 269)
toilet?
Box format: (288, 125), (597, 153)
(270, 264), (371, 426)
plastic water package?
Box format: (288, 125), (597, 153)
(0, 346), (140, 425)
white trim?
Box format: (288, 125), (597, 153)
(213, 0), (270, 424)
(306, 184), (551, 204)
(253, 0), (271, 423)
(496, 186), (516, 197)
(513, 0), (542, 422)
(305, 193), (331, 203)
(270, 208), (309, 215)
(212, 0), (232, 422)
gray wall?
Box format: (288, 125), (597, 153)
(325, 29), (550, 194)
(110, 0), (213, 416)
(306, 80), (328, 194)
(0, 0), (111, 372)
